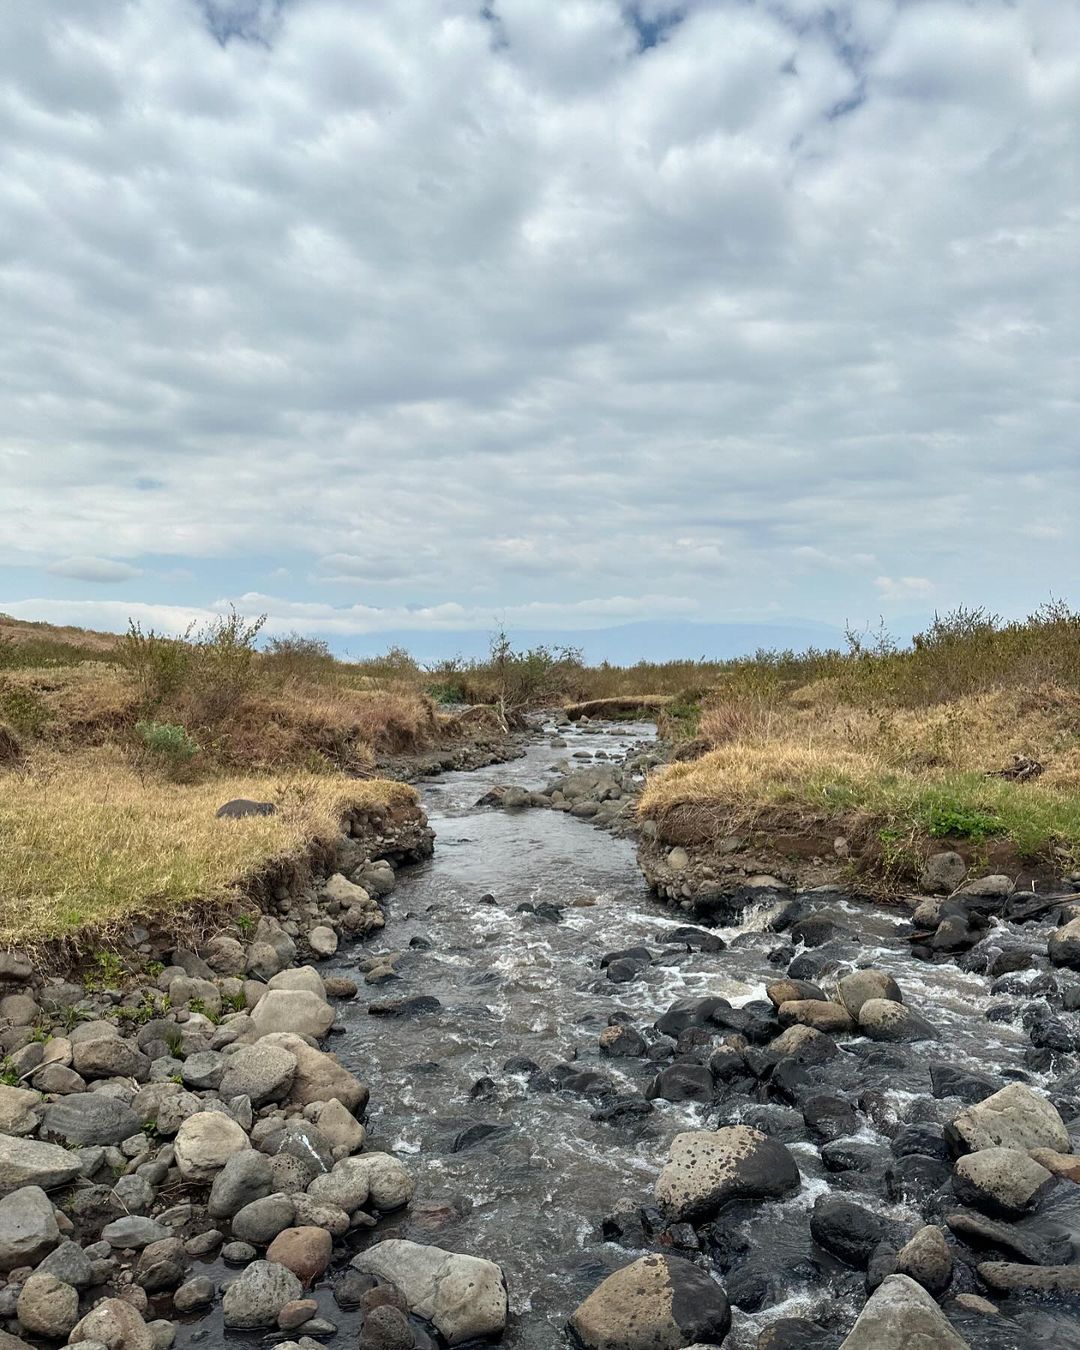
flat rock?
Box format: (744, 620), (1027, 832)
(977, 1262), (1080, 1294)
(947, 1083), (1070, 1155)
(352, 1239), (507, 1345)
(0, 1136), (81, 1195)
(0, 1186), (59, 1270)
(40, 1095), (140, 1146)
(777, 1000), (855, 1034)
(952, 1148), (1055, 1217)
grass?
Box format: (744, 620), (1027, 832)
(0, 747), (416, 945)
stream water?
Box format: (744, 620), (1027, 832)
(184, 717), (1080, 1348)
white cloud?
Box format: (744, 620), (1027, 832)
(0, 0), (1077, 632)
(875, 575), (936, 602)
(46, 556), (143, 583)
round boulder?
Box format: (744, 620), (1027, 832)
(654, 1126), (801, 1222)
(569, 1253), (731, 1350)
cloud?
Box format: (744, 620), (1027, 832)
(874, 575), (936, 603)
(46, 556), (143, 584)
(0, 0), (1077, 635)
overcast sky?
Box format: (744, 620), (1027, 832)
(1, 0), (1077, 651)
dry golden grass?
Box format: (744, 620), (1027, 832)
(0, 748), (416, 944)
(641, 686), (1080, 866)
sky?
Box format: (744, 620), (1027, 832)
(1, 0), (1077, 656)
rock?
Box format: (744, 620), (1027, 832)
(68, 1298), (155, 1350)
(322, 873), (373, 907)
(135, 1237), (189, 1291)
(1048, 917), (1080, 969)
(768, 1024), (837, 1064)
(929, 1063), (998, 1104)
(0, 1186), (59, 1269)
(976, 1262), (1080, 1295)
(36, 1238), (94, 1288)
(173, 1112), (251, 1181)
(307, 927), (338, 958)
(647, 1064), (714, 1105)
(838, 1274), (970, 1348)
(308, 1153), (413, 1213)
(310, 1099), (365, 1156)
(0, 1136), (81, 1196)
(217, 798), (275, 818)
(896, 1226), (953, 1295)
(777, 1000), (854, 1034)
(209, 1150), (274, 1219)
(218, 1043), (297, 1106)
(173, 1276), (215, 1312)
(1028, 1147), (1080, 1182)
(944, 1210), (1068, 1265)
(102, 1216), (169, 1249)
(268, 966), (328, 999)
(265, 1227), (333, 1284)
(920, 852), (967, 895)
(250, 991), (334, 1041)
(837, 969), (902, 1019)
(231, 1194), (297, 1245)
(222, 1259), (303, 1329)
(359, 1304), (414, 1349)
(654, 1126), (801, 1222)
(569, 1253), (732, 1350)
(857, 999), (936, 1042)
(40, 1094), (141, 1148)
(946, 1082), (1070, 1155)
(71, 1037), (149, 1081)
(952, 1148), (1055, 1217)
(765, 979), (826, 1008)
(16, 1271), (79, 1337)
(259, 1033), (369, 1111)
(0, 1086), (41, 1137)
(809, 1195), (887, 1268)
(802, 1095), (858, 1142)
(351, 1240), (507, 1345)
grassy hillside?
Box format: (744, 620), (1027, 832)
(639, 604), (1080, 881)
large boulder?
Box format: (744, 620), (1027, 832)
(259, 1032), (368, 1111)
(837, 969), (902, 1019)
(16, 1271), (79, 1338)
(857, 999), (935, 1042)
(265, 1226), (333, 1284)
(777, 1000), (854, 1034)
(838, 1274), (970, 1348)
(40, 1095), (140, 1147)
(249, 990), (334, 1041)
(0, 1187), (59, 1270)
(945, 1083), (1070, 1155)
(654, 1127), (801, 1222)
(68, 1298), (154, 1349)
(1048, 917), (1080, 969)
(268, 966), (327, 1000)
(209, 1150), (275, 1220)
(222, 1259), (303, 1329)
(895, 1225), (953, 1296)
(218, 1042), (297, 1106)
(919, 852), (967, 895)
(70, 1036), (149, 1080)
(307, 1153), (413, 1213)
(0, 1137), (81, 1195)
(351, 1240), (507, 1346)
(0, 1086), (42, 1137)
(952, 1148), (1055, 1217)
(568, 1253), (731, 1350)
(174, 1112), (251, 1181)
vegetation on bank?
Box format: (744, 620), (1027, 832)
(0, 749), (416, 945)
(639, 604), (1080, 877)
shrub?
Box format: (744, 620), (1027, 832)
(136, 720), (200, 762)
(187, 609), (266, 724)
(262, 633), (335, 683)
(0, 682), (49, 736)
(120, 621), (192, 704)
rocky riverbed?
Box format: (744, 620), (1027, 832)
(0, 716), (1078, 1349)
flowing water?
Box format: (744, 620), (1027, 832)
(183, 717), (1080, 1347)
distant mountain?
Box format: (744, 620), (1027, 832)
(333, 618), (847, 666)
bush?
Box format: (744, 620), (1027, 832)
(262, 633), (335, 683)
(120, 621), (192, 704)
(136, 720), (200, 761)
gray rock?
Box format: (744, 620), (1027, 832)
(231, 1194), (297, 1245)
(977, 1262), (1080, 1295)
(307, 927), (338, 958)
(40, 1095), (140, 1147)
(218, 1043), (297, 1106)
(306, 1153), (413, 1213)
(209, 1150), (274, 1220)
(71, 1037), (150, 1081)
(569, 1253), (731, 1350)
(173, 1112), (250, 1180)
(180, 1051), (225, 1091)
(102, 1215), (170, 1249)
(0, 1086), (42, 1137)
(249, 991), (334, 1041)
(352, 1240), (507, 1345)
(0, 1136), (81, 1195)
(0, 1186), (59, 1270)
(857, 999), (936, 1042)
(1048, 917), (1080, 969)
(654, 1126), (801, 1222)
(217, 798), (275, 819)
(222, 1259), (302, 1329)
(946, 1083), (1071, 1155)
(69, 1296), (155, 1349)
(136, 1237), (189, 1291)
(838, 1274), (970, 1348)
(36, 1238), (94, 1288)
(920, 852), (968, 895)
(174, 1276), (215, 1311)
